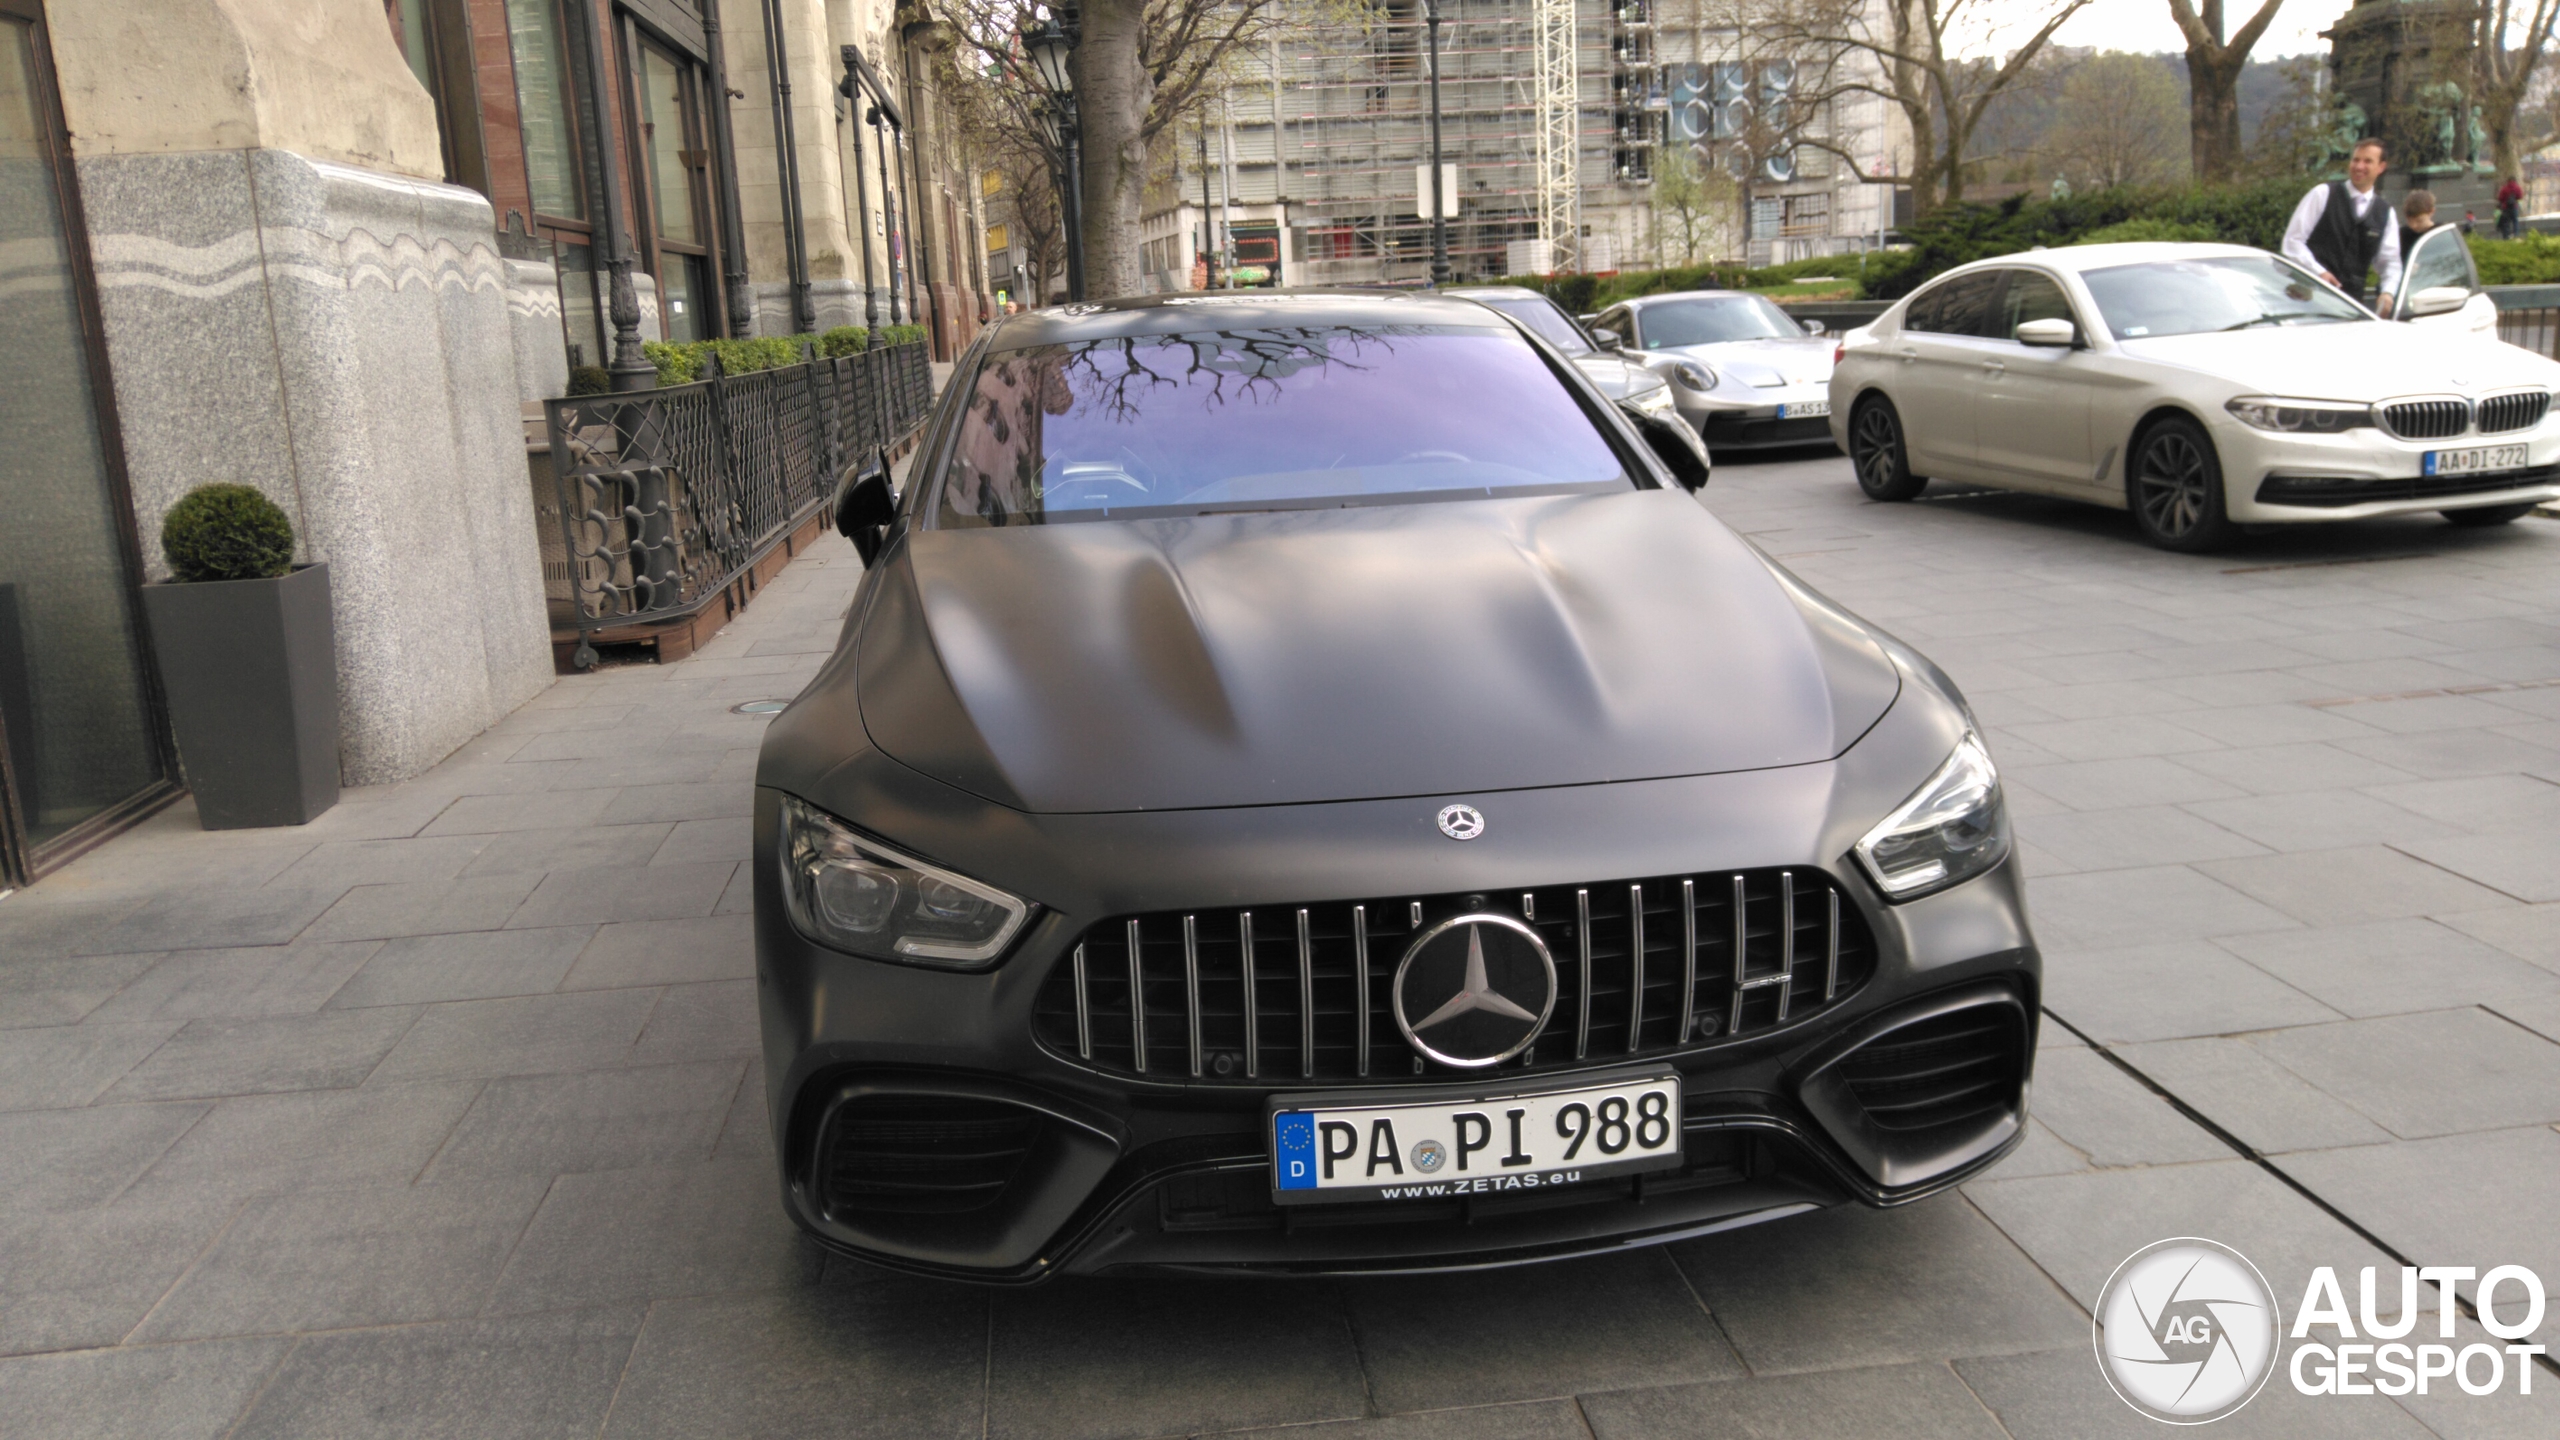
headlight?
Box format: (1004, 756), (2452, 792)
(1630, 382), (1678, 416)
(1854, 733), (2010, 901)
(778, 795), (1033, 966)
(1671, 361), (1717, 391)
(2224, 396), (2372, 433)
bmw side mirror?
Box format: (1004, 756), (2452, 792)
(833, 449), (896, 565)
(1622, 404), (1711, 492)
(1591, 327), (1624, 351)
(2014, 318), (2077, 348)
(1799, 318), (1827, 336)
(2405, 285), (2469, 319)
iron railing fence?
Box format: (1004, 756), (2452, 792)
(2495, 305), (2560, 360)
(543, 341), (932, 667)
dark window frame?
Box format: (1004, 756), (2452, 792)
(0, 0), (182, 885)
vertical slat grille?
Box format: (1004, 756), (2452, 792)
(1033, 867), (1878, 1086)
(2379, 398), (2469, 440)
(2477, 390), (2550, 434)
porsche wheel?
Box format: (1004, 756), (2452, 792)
(1849, 397), (1926, 502)
(2127, 416), (2236, 553)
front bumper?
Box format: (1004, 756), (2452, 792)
(1680, 388), (1839, 451)
(751, 689), (2041, 1281)
(2215, 413), (2560, 522)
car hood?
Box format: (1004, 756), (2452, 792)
(854, 489), (1901, 814)
(1570, 353), (1667, 400)
(1656, 335), (1835, 388)
(2118, 322), (2560, 398)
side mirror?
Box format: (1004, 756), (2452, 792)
(1799, 318), (1827, 336)
(833, 449), (896, 565)
(2405, 285), (2469, 318)
(1622, 403), (1712, 492)
(2014, 317), (2077, 348)
(1590, 326), (1624, 351)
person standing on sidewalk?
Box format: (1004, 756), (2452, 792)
(2498, 174), (2525, 239)
(2281, 137), (2401, 316)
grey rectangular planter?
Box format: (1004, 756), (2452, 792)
(141, 563), (339, 829)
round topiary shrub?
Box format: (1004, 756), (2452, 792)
(161, 483), (295, 583)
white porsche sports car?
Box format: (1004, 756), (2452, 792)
(1827, 240), (2560, 551)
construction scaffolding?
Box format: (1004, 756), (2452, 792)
(1138, 0), (1895, 289)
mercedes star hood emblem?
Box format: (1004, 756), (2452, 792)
(1391, 913), (1557, 1068)
(1437, 804), (1485, 840)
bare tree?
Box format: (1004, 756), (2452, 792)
(1648, 142), (1740, 264)
(930, 0), (1281, 301)
(2168, 2), (2288, 185)
(2476, 0), (2560, 180)
(2047, 53), (2190, 190)
(1757, 0), (2096, 219)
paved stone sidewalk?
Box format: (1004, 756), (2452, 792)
(2, 451), (2557, 1438)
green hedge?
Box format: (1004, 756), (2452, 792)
(2466, 232), (2560, 285)
(1489, 178), (2314, 306)
(635, 325), (929, 388)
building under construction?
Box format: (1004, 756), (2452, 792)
(1136, 0), (1906, 290)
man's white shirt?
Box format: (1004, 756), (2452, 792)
(2280, 182), (2402, 294)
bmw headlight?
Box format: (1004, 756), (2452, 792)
(2224, 396), (2372, 433)
(1854, 733), (2010, 901)
(778, 795), (1032, 966)
(1671, 361), (1718, 391)
(1630, 381), (1678, 417)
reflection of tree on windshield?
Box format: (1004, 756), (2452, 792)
(934, 323), (1624, 528)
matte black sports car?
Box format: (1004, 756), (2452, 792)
(754, 290), (2038, 1281)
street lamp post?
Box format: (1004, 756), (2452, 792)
(1425, 0), (1451, 287)
(1024, 16), (1084, 303)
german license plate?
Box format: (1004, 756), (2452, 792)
(1779, 400), (1830, 419)
(1269, 1071), (1681, 1205)
(2424, 443), (2528, 476)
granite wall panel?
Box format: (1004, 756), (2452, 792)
(80, 148), (553, 788)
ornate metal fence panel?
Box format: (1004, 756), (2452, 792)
(544, 341), (933, 666)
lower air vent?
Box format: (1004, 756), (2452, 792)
(1832, 1006), (2023, 1134)
(1796, 984), (2031, 1191)
(818, 1095), (1036, 1219)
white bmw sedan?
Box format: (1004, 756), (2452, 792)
(1827, 242), (2560, 551)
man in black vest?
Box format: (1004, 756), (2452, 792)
(2281, 137), (2402, 316)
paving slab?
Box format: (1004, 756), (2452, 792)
(2110, 1036), (2395, 1155)
(1671, 1194), (2085, 1374)
(326, 926), (597, 1008)
(83, 941), (380, 1023)
(0, 1194), (237, 1355)
(2013, 1044), (2234, 1168)
(485, 1158), (824, 1312)
(420, 1058), (741, 1182)
(1576, 1361), (2009, 1440)
(2040, 939), (2339, 1043)
(1344, 1248), (1741, 1411)
(2245, 1009), (2560, 1138)
(0, 1335), (289, 1440)
(101, 1007), (421, 1102)
(0, 1103), (207, 1214)
(1955, 1345), (2438, 1439)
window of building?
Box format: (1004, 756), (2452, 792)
(1780, 192), (1829, 237)
(632, 38), (711, 342)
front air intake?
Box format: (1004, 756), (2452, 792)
(818, 1095), (1037, 1219)
(1796, 983), (2031, 1192)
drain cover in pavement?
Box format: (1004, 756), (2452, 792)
(731, 699), (789, 715)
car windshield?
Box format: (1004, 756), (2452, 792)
(2081, 255), (2370, 340)
(935, 324), (1628, 526)
(1637, 295), (1802, 347)
(1462, 291), (1593, 355)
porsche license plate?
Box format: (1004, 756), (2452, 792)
(1779, 400), (1830, 419)
(2423, 443), (2528, 477)
(1269, 1072), (1680, 1204)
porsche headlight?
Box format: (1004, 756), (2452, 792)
(1630, 381), (1678, 416)
(778, 795), (1032, 966)
(1854, 733), (2010, 901)
(1671, 361), (1718, 391)
(2224, 396), (2372, 434)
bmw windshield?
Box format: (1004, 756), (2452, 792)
(936, 325), (1628, 525)
(2081, 255), (2370, 340)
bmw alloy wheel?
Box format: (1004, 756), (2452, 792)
(1849, 400), (1926, 502)
(2129, 417), (2235, 552)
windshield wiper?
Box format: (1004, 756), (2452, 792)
(2220, 311), (2336, 331)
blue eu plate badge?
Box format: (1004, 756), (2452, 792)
(1273, 1111), (1317, 1190)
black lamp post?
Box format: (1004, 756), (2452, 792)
(1024, 15), (1085, 303)
(1424, 0), (1451, 287)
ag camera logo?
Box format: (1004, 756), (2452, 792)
(2094, 1238), (2282, 1424)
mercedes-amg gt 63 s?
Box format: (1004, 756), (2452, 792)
(754, 290), (2039, 1281)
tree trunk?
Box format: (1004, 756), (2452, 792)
(2187, 52), (2245, 184)
(1074, 0), (1151, 301)
(2489, 111), (2520, 184)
